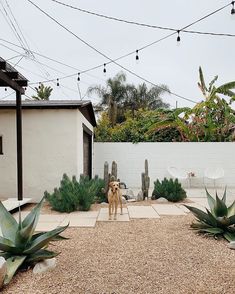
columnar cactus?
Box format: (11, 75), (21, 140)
(102, 161), (118, 195)
(111, 161), (117, 180)
(141, 159), (150, 200)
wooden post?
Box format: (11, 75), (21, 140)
(16, 90), (23, 201)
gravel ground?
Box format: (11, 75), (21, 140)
(2, 214), (235, 294)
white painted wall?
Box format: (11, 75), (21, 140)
(94, 142), (235, 188)
(0, 108), (93, 201)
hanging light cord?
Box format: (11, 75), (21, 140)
(26, 0), (232, 103)
(50, 0), (235, 38)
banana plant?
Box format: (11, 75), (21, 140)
(185, 188), (235, 242)
(0, 197), (68, 285)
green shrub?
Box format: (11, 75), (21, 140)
(45, 174), (105, 212)
(45, 173), (79, 213)
(151, 178), (187, 202)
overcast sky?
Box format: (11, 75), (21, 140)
(0, 0), (234, 108)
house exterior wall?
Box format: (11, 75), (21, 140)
(94, 142), (235, 188)
(0, 108), (93, 201)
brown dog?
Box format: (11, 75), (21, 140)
(108, 181), (123, 220)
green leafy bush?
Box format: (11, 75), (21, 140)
(185, 188), (235, 242)
(45, 174), (79, 213)
(0, 197), (68, 285)
(45, 174), (105, 212)
(151, 178), (187, 202)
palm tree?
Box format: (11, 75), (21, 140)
(88, 72), (128, 126)
(124, 83), (170, 116)
(32, 84), (53, 100)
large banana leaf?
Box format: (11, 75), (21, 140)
(23, 224), (68, 254)
(26, 249), (59, 264)
(0, 201), (18, 242)
(4, 256), (26, 285)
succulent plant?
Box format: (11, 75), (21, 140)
(185, 188), (235, 242)
(0, 197), (68, 285)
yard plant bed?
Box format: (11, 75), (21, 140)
(2, 215), (234, 294)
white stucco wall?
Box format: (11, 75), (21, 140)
(0, 108), (93, 201)
(94, 142), (235, 188)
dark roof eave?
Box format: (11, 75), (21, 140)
(0, 100), (97, 127)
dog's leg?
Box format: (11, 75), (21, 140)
(108, 196), (112, 220)
(114, 199), (118, 220)
(119, 191), (123, 215)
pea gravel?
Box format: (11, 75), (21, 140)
(2, 215), (235, 294)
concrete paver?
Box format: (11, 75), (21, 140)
(97, 207), (129, 222)
(152, 204), (186, 215)
(127, 205), (160, 219)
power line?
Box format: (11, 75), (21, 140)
(50, 0), (235, 38)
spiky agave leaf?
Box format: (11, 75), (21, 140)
(223, 232), (235, 242)
(221, 187), (227, 204)
(4, 256), (26, 285)
(214, 194), (228, 217)
(21, 197), (45, 233)
(26, 249), (59, 264)
(15, 214), (38, 248)
(228, 215), (235, 226)
(205, 188), (215, 212)
(184, 205), (216, 227)
(227, 200), (235, 217)
(199, 227), (224, 235)
(0, 236), (19, 254)
(23, 224), (69, 255)
(0, 201), (18, 242)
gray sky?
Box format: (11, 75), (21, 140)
(0, 0), (234, 108)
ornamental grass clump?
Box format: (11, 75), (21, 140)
(151, 178), (187, 202)
(0, 197), (68, 286)
(185, 188), (235, 242)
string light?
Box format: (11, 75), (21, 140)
(77, 72), (80, 81)
(231, 1), (235, 19)
(177, 30), (181, 42)
(135, 50), (139, 64)
(103, 63), (106, 75)
(56, 78), (60, 86)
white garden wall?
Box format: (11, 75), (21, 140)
(94, 143), (235, 188)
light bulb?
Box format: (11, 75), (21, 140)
(103, 64), (106, 76)
(135, 50), (139, 64)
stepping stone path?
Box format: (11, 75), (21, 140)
(152, 204), (186, 215)
(0, 197), (211, 233)
(97, 208), (129, 222)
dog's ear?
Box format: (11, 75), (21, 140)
(109, 181), (113, 188)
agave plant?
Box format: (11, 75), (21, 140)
(0, 197), (68, 285)
(185, 188), (235, 242)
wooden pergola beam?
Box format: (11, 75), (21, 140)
(0, 57), (28, 201)
(0, 70), (25, 94)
